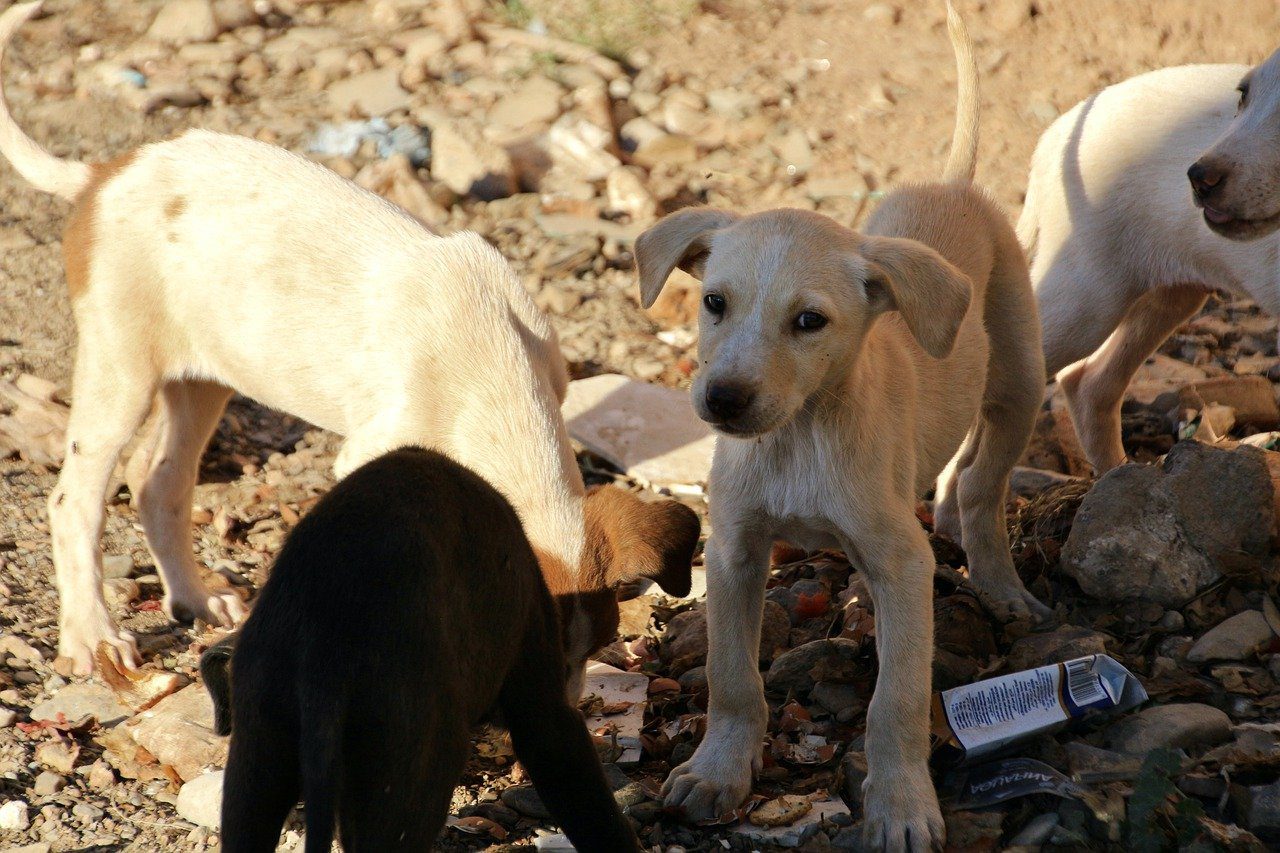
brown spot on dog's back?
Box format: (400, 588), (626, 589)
(63, 150), (138, 300)
(163, 196), (186, 220)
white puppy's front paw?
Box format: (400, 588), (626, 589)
(164, 585), (248, 627)
(862, 768), (944, 852)
(58, 613), (139, 676)
(662, 733), (759, 821)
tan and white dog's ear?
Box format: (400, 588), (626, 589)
(859, 235), (972, 359)
(584, 487), (701, 597)
(635, 207), (739, 309)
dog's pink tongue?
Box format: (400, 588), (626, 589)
(1203, 206), (1234, 225)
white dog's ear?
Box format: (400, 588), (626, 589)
(635, 207), (738, 308)
(859, 235), (972, 359)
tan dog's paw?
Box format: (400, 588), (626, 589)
(862, 768), (944, 852)
(58, 613), (139, 676)
(662, 735), (758, 822)
(163, 586), (248, 627)
(971, 577), (1054, 623)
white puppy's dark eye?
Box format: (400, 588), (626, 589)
(795, 311), (827, 331)
(1238, 83), (1250, 110)
(704, 293), (726, 315)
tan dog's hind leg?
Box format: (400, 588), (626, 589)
(1059, 285), (1208, 474)
(50, 347), (158, 675)
(662, 525), (772, 820)
(851, 509), (944, 853)
(135, 381), (245, 627)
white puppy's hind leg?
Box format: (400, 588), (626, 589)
(1060, 285), (1208, 474)
(662, 526), (772, 821)
(135, 381), (244, 627)
(50, 348), (158, 675)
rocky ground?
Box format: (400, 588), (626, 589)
(2, 0), (1280, 850)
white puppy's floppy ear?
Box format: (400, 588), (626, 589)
(859, 235), (972, 359)
(635, 207), (738, 308)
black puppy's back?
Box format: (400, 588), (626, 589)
(212, 447), (638, 852)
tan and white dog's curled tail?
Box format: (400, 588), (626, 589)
(942, 0), (979, 184)
(0, 1), (91, 200)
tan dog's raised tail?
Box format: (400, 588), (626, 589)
(635, 4), (1047, 850)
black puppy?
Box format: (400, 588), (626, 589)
(201, 447), (644, 852)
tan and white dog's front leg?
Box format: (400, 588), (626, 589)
(662, 525), (771, 820)
(847, 514), (944, 852)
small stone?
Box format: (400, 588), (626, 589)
(677, 666), (707, 692)
(660, 601), (789, 666)
(0, 799), (29, 830)
(177, 770), (223, 830)
(147, 0), (219, 46)
(1235, 779), (1280, 838)
(72, 802), (104, 823)
(1006, 626), (1108, 671)
(863, 3), (900, 24)
(706, 88), (761, 120)
(500, 784), (552, 820)
(328, 68), (411, 117)
(633, 134), (698, 168)
(126, 685), (227, 782)
(765, 639), (861, 694)
(0, 707), (16, 727)
(489, 77), (563, 131)
(1187, 610), (1274, 663)
(87, 761), (115, 791)
(102, 554), (135, 579)
(811, 682), (863, 719)
(1159, 610), (1186, 632)
(33, 770), (65, 796)
(31, 683), (131, 727)
(1180, 375), (1280, 429)
(423, 115), (516, 200)
(103, 578), (141, 608)
(618, 117), (665, 152)
(771, 127), (813, 175)
(604, 167), (657, 222)
(1107, 703), (1231, 754)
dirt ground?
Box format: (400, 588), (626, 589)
(2, 0), (1280, 851)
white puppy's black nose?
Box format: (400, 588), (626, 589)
(705, 383), (754, 419)
(1188, 161), (1225, 198)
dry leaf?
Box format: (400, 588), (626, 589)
(447, 815), (509, 840)
(748, 794), (812, 827)
(95, 642), (185, 712)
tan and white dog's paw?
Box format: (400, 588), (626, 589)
(163, 585), (248, 627)
(971, 575), (1054, 623)
(862, 768), (945, 852)
(58, 612), (139, 676)
(662, 731), (760, 821)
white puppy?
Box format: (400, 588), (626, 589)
(1022, 50), (1280, 473)
(634, 6), (1046, 850)
(0, 1), (697, 680)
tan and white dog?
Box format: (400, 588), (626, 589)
(634, 6), (1045, 850)
(1024, 49), (1280, 474)
(0, 1), (698, 682)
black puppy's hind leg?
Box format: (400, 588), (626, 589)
(499, 634), (641, 853)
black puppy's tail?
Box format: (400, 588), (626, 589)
(301, 702), (343, 853)
(199, 633), (238, 736)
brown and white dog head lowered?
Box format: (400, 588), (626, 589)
(541, 486), (700, 697)
(635, 206), (971, 437)
(1189, 45), (1280, 240)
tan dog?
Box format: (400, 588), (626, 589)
(0, 1), (698, 681)
(634, 5), (1046, 849)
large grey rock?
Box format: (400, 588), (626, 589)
(125, 685), (226, 782)
(1107, 703), (1231, 754)
(562, 374), (715, 489)
(1187, 610), (1275, 663)
(177, 770), (223, 830)
(661, 601), (789, 666)
(1061, 442), (1273, 606)
(30, 683), (130, 727)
